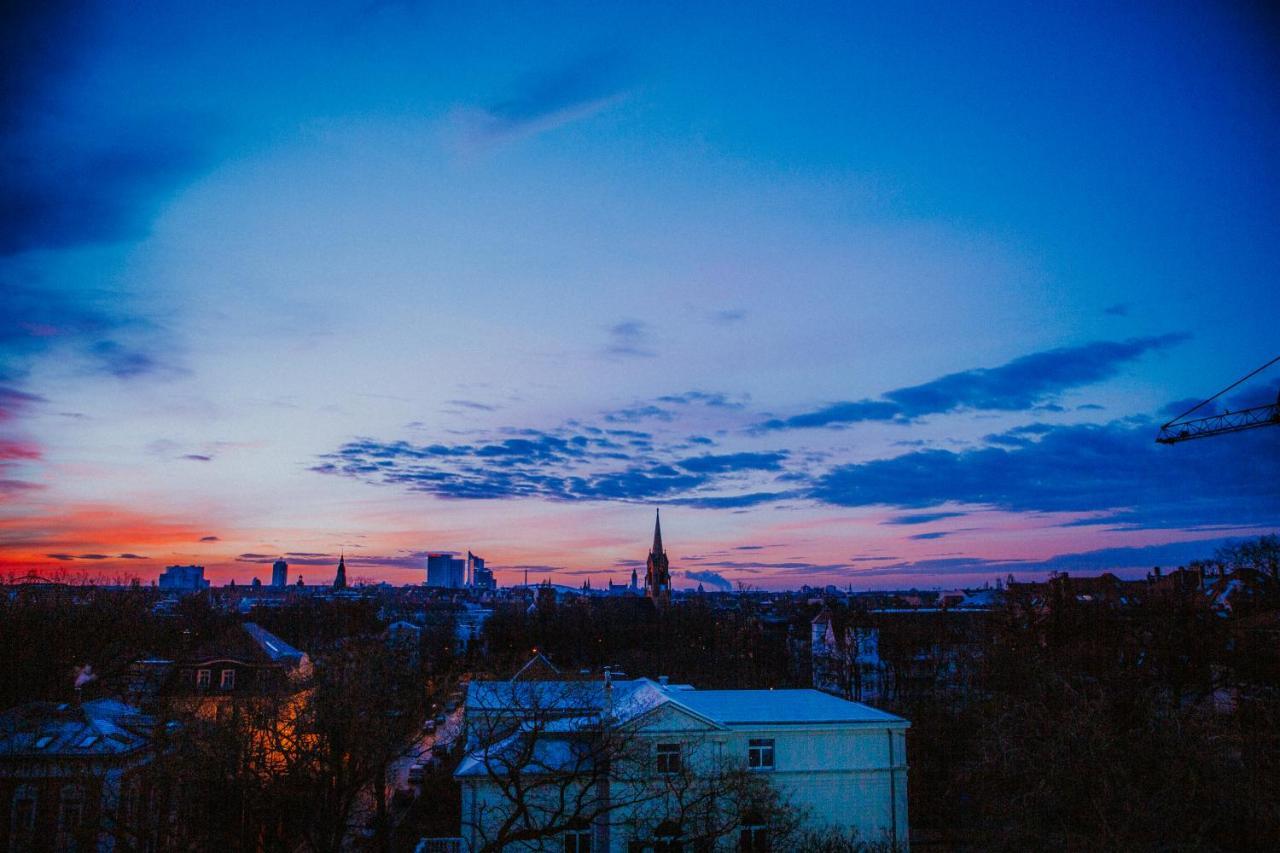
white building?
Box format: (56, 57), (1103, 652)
(456, 660), (909, 852)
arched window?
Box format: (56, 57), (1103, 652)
(57, 783), (86, 849)
(10, 784), (37, 839)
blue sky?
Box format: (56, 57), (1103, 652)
(1, 0), (1277, 588)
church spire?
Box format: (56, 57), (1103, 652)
(333, 551), (347, 590)
(645, 508), (671, 606)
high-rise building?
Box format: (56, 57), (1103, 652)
(426, 553), (466, 588)
(271, 558), (288, 588)
(644, 509), (671, 606)
(158, 565), (210, 593)
(466, 551), (486, 587)
(469, 551), (496, 591)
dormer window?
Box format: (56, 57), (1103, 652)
(34, 735), (53, 750)
(220, 669), (236, 690)
(196, 669), (211, 689)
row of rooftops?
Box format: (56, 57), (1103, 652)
(1, 622), (310, 761)
(0, 699), (154, 759)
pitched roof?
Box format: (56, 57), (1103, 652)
(0, 699), (153, 758)
(185, 622), (305, 667)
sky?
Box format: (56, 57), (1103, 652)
(2, 0), (1278, 591)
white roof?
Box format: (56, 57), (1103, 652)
(464, 675), (904, 729)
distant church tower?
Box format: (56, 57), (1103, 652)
(333, 553), (347, 590)
(645, 508), (671, 606)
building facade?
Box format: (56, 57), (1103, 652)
(427, 554), (466, 588)
(156, 565), (209, 593)
(457, 665), (909, 852)
(0, 699), (157, 852)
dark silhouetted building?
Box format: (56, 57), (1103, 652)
(157, 564), (209, 593)
(427, 553), (465, 588)
(272, 558), (288, 588)
(645, 509), (671, 606)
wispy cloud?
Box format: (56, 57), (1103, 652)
(603, 319), (655, 359)
(757, 336), (1187, 430)
(448, 52), (629, 150)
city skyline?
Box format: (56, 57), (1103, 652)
(2, 2), (1279, 590)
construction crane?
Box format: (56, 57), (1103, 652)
(1157, 354), (1280, 445)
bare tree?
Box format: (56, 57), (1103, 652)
(460, 678), (804, 853)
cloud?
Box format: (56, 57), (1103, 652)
(450, 52), (628, 149)
(708, 309), (747, 325)
(1104, 303), (1131, 316)
(758, 336), (1186, 430)
(675, 452), (787, 474)
(117, 553), (147, 559)
(603, 404), (675, 424)
(851, 537), (1255, 579)
(0, 386), (44, 421)
(446, 399), (499, 412)
(182, 454), (213, 462)
(654, 391), (748, 410)
(811, 418), (1280, 529)
(684, 569), (733, 591)
(601, 391), (748, 424)
(603, 319), (655, 359)
(883, 511), (966, 526)
(199, 535), (219, 542)
(315, 418), (791, 506)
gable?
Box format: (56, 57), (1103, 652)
(627, 699), (722, 733)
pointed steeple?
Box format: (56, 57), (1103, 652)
(644, 508), (671, 606)
(333, 551), (347, 590)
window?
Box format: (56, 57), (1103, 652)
(747, 738), (774, 770)
(220, 669), (236, 690)
(10, 784), (37, 838)
(196, 669), (211, 689)
(738, 825), (769, 852)
(653, 820), (684, 853)
(738, 810), (769, 852)
(563, 820), (592, 853)
(656, 742), (681, 775)
(58, 784), (85, 848)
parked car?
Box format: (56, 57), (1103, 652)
(407, 763), (425, 783)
